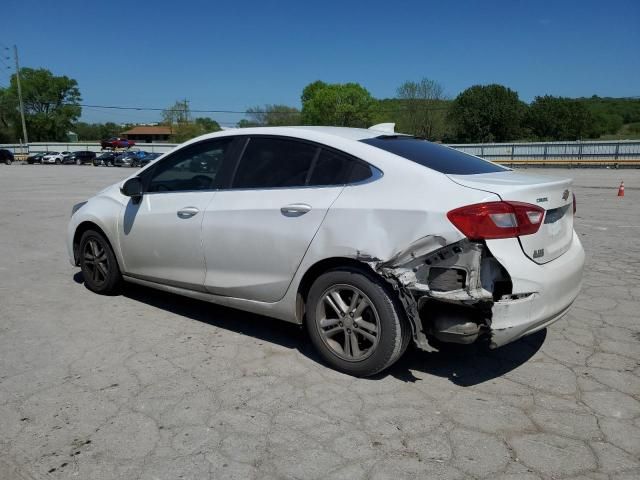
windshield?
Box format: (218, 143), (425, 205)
(360, 136), (509, 175)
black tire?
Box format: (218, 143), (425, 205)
(306, 267), (408, 377)
(76, 158), (82, 165)
(5, 159), (11, 165)
(79, 230), (121, 295)
(55, 159), (61, 165)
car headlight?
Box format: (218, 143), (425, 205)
(71, 201), (87, 217)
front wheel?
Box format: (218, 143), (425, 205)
(76, 158), (82, 165)
(79, 230), (121, 294)
(5, 159), (11, 165)
(55, 159), (61, 165)
(306, 267), (409, 377)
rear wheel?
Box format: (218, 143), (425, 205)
(79, 230), (121, 294)
(306, 267), (408, 377)
(5, 159), (11, 165)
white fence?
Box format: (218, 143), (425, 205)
(450, 140), (640, 164)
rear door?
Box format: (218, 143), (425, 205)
(201, 137), (367, 302)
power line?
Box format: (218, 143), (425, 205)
(66, 102), (450, 115)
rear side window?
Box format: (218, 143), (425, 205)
(309, 149), (351, 186)
(233, 137), (317, 188)
(308, 149), (372, 186)
(361, 137), (508, 175)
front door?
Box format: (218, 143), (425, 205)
(118, 137), (235, 290)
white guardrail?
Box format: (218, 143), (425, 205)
(2, 139), (640, 166)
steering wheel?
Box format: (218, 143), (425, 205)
(192, 175), (212, 189)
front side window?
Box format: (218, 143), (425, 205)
(147, 138), (232, 192)
(233, 137), (318, 189)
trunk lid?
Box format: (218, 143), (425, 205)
(448, 171), (574, 264)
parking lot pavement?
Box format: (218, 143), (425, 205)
(0, 164), (639, 480)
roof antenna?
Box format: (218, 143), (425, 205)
(368, 123), (395, 134)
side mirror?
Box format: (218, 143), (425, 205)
(121, 177), (143, 199)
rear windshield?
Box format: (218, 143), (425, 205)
(360, 136), (509, 175)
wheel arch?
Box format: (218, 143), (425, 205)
(295, 256), (378, 323)
(72, 221), (119, 268)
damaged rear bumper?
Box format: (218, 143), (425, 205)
(486, 232), (585, 348)
(372, 232), (585, 350)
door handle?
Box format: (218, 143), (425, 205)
(177, 206), (200, 218)
(280, 203), (312, 217)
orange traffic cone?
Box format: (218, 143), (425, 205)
(617, 181), (625, 197)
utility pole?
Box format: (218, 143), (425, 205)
(14, 45), (28, 146)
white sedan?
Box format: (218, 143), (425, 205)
(43, 151), (71, 164)
(67, 125), (585, 376)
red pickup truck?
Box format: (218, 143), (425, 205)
(100, 137), (135, 150)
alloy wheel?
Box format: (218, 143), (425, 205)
(315, 284), (381, 361)
(83, 239), (109, 285)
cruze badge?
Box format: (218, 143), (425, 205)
(562, 189), (570, 201)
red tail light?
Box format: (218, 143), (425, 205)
(447, 201), (545, 240)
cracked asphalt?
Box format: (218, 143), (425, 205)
(0, 165), (639, 480)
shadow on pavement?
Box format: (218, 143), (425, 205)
(385, 329), (546, 386)
(75, 273), (546, 386)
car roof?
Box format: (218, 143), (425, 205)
(183, 126), (401, 149)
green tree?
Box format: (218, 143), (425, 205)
(301, 81), (328, 105)
(2, 68), (81, 142)
(301, 81), (376, 127)
(194, 117), (221, 132)
(171, 123), (204, 143)
(237, 119), (260, 128)
(525, 96), (596, 140)
(73, 122), (123, 141)
(161, 100), (190, 126)
(0, 87), (17, 143)
(449, 84), (525, 142)
(161, 101), (221, 142)
(246, 104), (301, 126)
(395, 78), (447, 139)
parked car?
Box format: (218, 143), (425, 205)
(93, 152), (118, 167)
(42, 151), (71, 164)
(64, 151), (97, 165)
(0, 149), (14, 165)
(114, 150), (147, 167)
(101, 137), (135, 150)
(26, 152), (49, 164)
(68, 125), (585, 377)
(133, 152), (162, 167)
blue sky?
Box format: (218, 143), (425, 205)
(2, 0), (639, 125)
